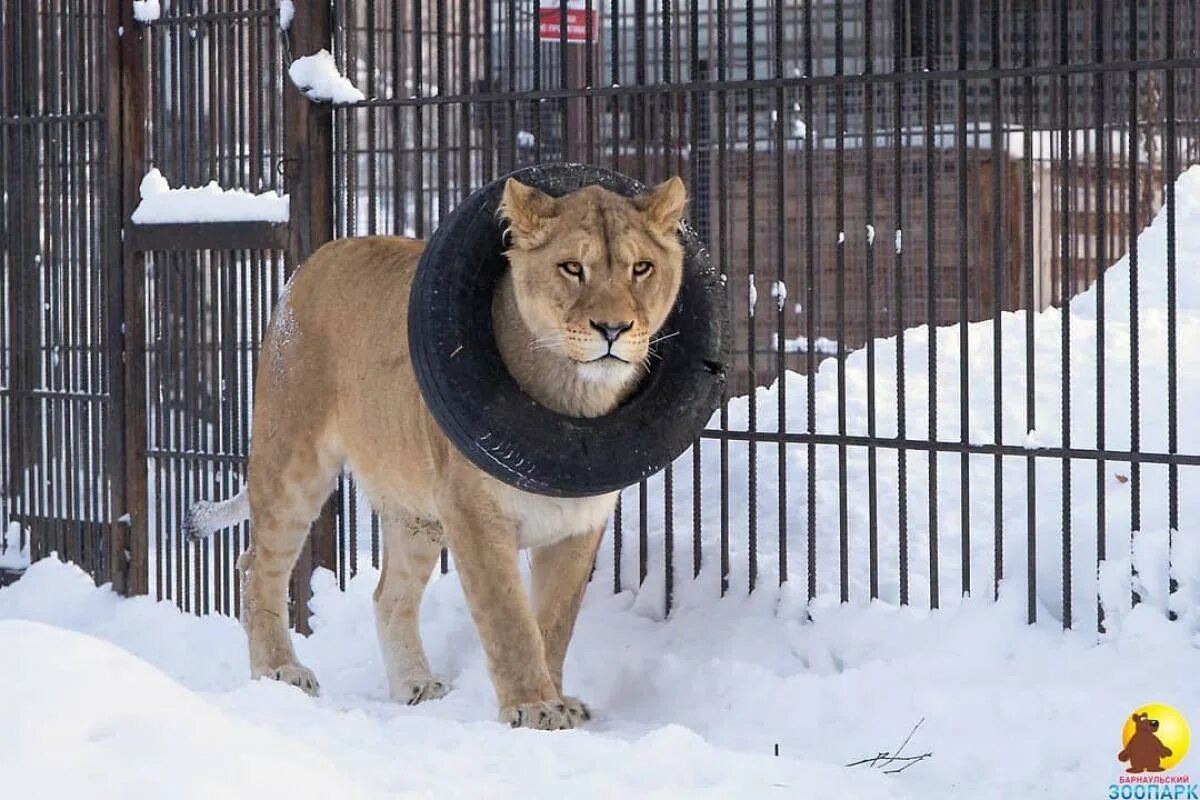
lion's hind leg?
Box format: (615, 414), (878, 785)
(241, 434), (341, 697)
(373, 509), (450, 705)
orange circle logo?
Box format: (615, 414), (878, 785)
(1120, 704), (1191, 773)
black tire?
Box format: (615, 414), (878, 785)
(408, 163), (729, 498)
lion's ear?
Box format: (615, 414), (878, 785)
(498, 178), (558, 249)
(635, 176), (687, 233)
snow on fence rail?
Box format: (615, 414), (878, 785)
(130, 169), (290, 224)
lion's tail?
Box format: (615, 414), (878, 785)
(184, 488), (250, 541)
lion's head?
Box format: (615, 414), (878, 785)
(497, 177), (687, 388)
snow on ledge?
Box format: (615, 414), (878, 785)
(288, 49), (365, 104)
(130, 169), (289, 225)
(279, 0), (294, 30)
(132, 0), (161, 23)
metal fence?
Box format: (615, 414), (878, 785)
(2, 0), (1198, 633)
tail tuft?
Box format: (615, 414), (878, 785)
(184, 489), (250, 540)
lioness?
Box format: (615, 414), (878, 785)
(187, 176), (688, 729)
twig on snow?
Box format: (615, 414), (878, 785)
(845, 717), (933, 775)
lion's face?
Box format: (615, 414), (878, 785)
(498, 177), (687, 386)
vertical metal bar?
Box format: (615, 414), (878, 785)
(506, 0), (517, 172)
(458, 0), (470, 197)
(863, 0), (879, 601)
(192, 247), (204, 615)
(233, 3), (250, 613)
(613, 494), (623, 593)
(208, 59), (224, 607)
(50, 0), (64, 566)
(638, 478), (648, 585)
(367, 0), (378, 237)
(175, 252), (186, 609)
(72, 0), (87, 575)
(989, 0), (1004, 601)
(1092, 0), (1108, 633)
(15, 0), (33, 568)
(371, 509), (380, 570)
(560, 0), (570, 160)
(1022, 0), (1037, 625)
(773, 0), (787, 588)
(1128, 0), (1142, 609)
(53, 0), (68, 567)
(743, 0), (758, 594)
(484, 0), (496, 182)
(1058, 0), (1072, 630)
(42, 0), (59, 562)
(414, 0), (426, 238)
(1, 0), (9, 556)
(220, 245), (236, 613)
(662, 0), (674, 615)
(635, 0), (650, 590)
(533, 0), (543, 164)
(0, 0), (10, 559)
(64, 0), (81, 570)
(390, 0), (403, 235)
(584, 0), (595, 163)
(610, 0), (622, 591)
(689, 0), (702, 581)
(89, 0), (106, 581)
(634, 0), (646, 177)
(392, 0), (404, 235)
(717, 0), (730, 598)
(804, 0), (816, 602)
(893, 0), (909, 606)
(343, 3), (358, 240)
(923, 0), (939, 610)
(1164, 0), (1179, 620)
(835, 0), (849, 603)
(955, 0), (970, 600)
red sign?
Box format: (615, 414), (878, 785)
(538, 8), (600, 43)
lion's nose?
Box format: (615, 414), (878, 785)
(590, 320), (633, 344)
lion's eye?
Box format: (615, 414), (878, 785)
(633, 260), (654, 278)
(558, 261), (584, 281)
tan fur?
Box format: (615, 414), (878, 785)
(238, 177), (687, 729)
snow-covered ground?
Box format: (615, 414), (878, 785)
(2, 556), (1197, 799)
(3, 168), (1200, 796)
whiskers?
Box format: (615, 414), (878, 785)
(527, 334), (566, 354)
(640, 329), (679, 373)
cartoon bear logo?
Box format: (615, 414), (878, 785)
(1119, 712), (1174, 773)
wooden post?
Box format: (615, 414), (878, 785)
(283, 0), (336, 634)
(104, 0), (150, 596)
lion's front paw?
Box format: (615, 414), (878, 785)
(499, 700), (578, 731)
(560, 695), (592, 725)
(395, 677), (451, 706)
(260, 663), (321, 697)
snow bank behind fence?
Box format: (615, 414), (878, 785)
(604, 165), (1200, 633)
